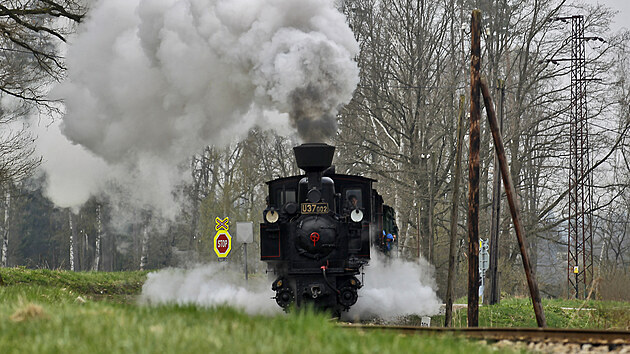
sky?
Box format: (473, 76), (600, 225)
(597, 0), (630, 32)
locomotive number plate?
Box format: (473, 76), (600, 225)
(301, 203), (329, 214)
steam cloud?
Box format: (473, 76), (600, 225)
(141, 251), (441, 320)
(41, 0), (359, 217)
(345, 252), (441, 321)
(140, 263), (281, 316)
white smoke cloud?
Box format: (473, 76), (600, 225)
(140, 263), (281, 316)
(34, 120), (108, 211)
(141, 251), (441, 321)
(345, 251), (442, 321)
(42, 0), (359, 219)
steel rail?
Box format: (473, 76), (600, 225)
(340, 324), (630, 345)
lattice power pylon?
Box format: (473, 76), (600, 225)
(566, 15), (593, 299)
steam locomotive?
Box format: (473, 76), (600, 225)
(260, 143), (398, 314)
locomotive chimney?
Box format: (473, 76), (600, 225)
(293, 143), (335, 200)
(293, 143), (335, 172)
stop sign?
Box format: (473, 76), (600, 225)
(214, 230), (232, 258)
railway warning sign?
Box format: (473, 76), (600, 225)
(215, 217), (229, 231)
(214, 217), (232, 258)
(214, 231), (231, 257)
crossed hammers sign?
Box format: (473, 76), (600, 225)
(215, 217), (229, 231)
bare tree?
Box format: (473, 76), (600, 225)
(336, 0), (630, 299)
(0, 0), (85, 108)
(0, 2), (85, 268)
(338, 0), (466, 264)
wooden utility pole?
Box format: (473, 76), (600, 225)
(444, 94), (466, 327)
(466, 9), (546, 328)
(488, 79), (505, 305)
(480, 78), (547, 328)
(467, 9), (481, 328)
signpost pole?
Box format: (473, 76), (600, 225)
(244, 243), (248, 282)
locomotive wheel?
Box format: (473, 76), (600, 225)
(327, 308), (342, 319)
(275, 288), (295, 309)
(337, 286), (358, 308)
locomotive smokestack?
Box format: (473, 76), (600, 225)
(293, 143), (335, 173)
(294, 143), (335, 201)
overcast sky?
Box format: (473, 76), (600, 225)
(596, 0), (630, 32)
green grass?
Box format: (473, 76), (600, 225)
(0, 268), (503, 353)
(429, 297), (630, 329)
(0, 267), (146, 297)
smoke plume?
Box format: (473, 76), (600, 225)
(141, 251), (441, 321)
(344, 251), (441, 321)
(42, 0), (359, 217)
(140, 264), (281, 316)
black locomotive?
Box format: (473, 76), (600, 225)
(260, 143), (398, 314)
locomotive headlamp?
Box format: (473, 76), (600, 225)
(350, 209), (363, 222)
(265, 209), (279, 223)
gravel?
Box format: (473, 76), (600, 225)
(492, 340), (630, 353)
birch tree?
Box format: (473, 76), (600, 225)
(139, 224), (148, 270)
(68, 210), (74, 271)
(92, 203), (101, 271)
(1, 185), (10, 267)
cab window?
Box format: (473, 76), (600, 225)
(345, 188), (362, 209)
(276, 189), (296, 206)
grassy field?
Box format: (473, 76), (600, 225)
(0, 268), (501, 354)
(0, 267), (146, 303)
(426, 297), (630, 329)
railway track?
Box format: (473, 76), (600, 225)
(340, 324), (630, 346)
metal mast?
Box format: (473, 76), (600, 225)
(566, 15), (593, 299)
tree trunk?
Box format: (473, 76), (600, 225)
(428, 154), (435, 264)
(1, 188), (10, 268)
(69, 211), (75, 271)
(419, 158), (430, 260)
(190, 156), (201, 251)
(445, 94), (466, 327)
(489, 81), (505, 305)
(140, 225), (149, 270)
(81, 229), (88, 271)
(395, 140), (404, 257)
(93, 204), (102, 271)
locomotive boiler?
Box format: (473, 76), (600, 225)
(260, 143), (398, 314)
